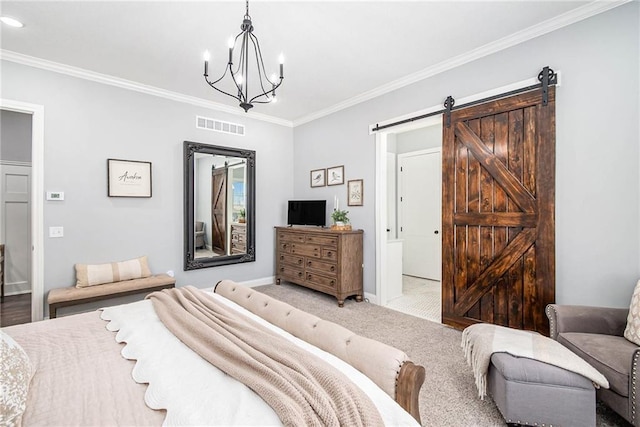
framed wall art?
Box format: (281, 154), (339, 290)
(310, 168), (326, 187)
(327, 165), (344, 186)
(107, 158), (152, 197)
(348, 179), (363, 206)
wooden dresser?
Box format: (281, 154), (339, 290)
(275, 226), (364, 307)
(230, 223), (246, 254)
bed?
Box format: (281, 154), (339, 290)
(2, 280), (425, 426)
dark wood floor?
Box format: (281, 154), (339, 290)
(0, 293), (32, 327)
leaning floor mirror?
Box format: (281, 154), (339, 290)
(184, 141), (255, 270)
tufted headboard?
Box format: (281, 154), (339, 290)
(214, 279), (408, 400)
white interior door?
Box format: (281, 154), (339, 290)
(398, 149), (441, 280)
(0, 163), (32, 295)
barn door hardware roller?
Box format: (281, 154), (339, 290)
(443, 66), (557, 127)
(538, 66), (557, 106)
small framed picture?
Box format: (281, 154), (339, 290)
(348, 179), (363, 206)
(107, 159), (152, 197)
(327, 165), (344, 186)
(310, 168), (326, 187)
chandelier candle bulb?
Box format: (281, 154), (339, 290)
(203, 51), (210, 76)
(279, 54), (284, 78)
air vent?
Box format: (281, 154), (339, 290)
(196, 116), (245, 136)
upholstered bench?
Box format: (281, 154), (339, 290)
(487, 352), (596, 426)
(48, 274), (176, 318)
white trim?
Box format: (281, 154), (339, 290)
(0, 98), (44, 322)
(5, 281), (30, 296)
(0, 160), (31, 167)
(375, 132), (389, 307)
(1, 50), (293, 129)
(201, 276), (275, 293)
(364, 291), (378, 305)
(240, 276), (276, 288)
(294, 0), (623, 127)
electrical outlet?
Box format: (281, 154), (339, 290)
(49, 226), (64, 238)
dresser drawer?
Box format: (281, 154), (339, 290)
(322, 248), (337, 261)
(278, 265), (304, 281)
(279, 253), (304, 267)
(306, 258), (337, 276)
(277, 242), (292, 253)
(278, 232), (305, 243)
(305, 272), (337, 289)
(290, 243), (321, 258)
(305, 235), (338, 247)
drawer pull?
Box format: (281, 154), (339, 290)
(307, 274), (312, 280)
(326, 251), (333, 257)
(297, 259), (302, 265)
(279, 267), (284, 272)
(330, 266), (335, 272)
(307, 261), (312, 267)
(330, 280), (335, 286)
(280, 255), (284, 260)
(298, 271), (303, 278)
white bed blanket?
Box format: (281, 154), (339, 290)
(101, 291), (419, 426)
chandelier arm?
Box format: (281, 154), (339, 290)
(204, 78), (242, 103)
(205, 62), (245, 103)
(207, 64), (232, 86)
(248, 78), (283, 104)
(248, 34), (272, 95)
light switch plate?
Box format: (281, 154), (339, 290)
(46, 191), (64, 201)
(49, 226), (64, 238)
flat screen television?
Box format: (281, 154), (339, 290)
(287, 200), (326, 227)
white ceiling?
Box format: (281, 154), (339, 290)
(0, 1), (620, 125)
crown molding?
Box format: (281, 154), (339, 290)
(292, 0), (630, 127)
(0, 50), (293, 128)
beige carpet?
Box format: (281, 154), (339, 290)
(254, 282), (629, 427)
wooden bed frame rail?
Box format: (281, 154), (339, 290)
(397, 361), (426, 423)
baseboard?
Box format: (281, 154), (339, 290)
(364, 291), (379, 305)
(239, 276), (275, 288)
(201, 276), (275, 293)
(4, 281), (31, 296)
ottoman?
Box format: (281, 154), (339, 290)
(487, 352), (596, 426)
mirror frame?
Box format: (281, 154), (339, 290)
(183, 141), (256, 270)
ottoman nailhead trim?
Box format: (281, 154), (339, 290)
(632, 351), (640, 421)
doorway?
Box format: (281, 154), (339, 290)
(0, 99), (45, 323)
(378, 121), (443, 322)
(0, 109), (33, 325)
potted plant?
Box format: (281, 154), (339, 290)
(238, 208), (246, 223)
(331, 209), (351, 230)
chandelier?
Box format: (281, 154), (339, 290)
(203, 0), (284, 112)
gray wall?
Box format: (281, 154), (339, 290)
(0, 109), (32, 162)
(395, 125), (442, 154)
(1, 61), (294, 316)
(293, 3), (640, 307)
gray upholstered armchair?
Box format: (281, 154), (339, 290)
(195, 221), (205, 249)
(546, 304), (639, 426)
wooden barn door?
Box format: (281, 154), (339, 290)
(442, 88), (555, 335)
(211, 167), (228, 254)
